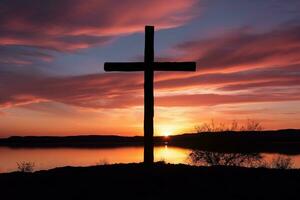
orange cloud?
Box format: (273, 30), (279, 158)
(1, 67), (300, 110)
(0, 111), (5, 116)
(156, 93), (300, 107)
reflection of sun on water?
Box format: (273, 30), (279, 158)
(154, 146), (190, 164)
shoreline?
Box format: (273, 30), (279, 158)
(1, 129), (300, 154)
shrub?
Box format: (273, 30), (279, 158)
(189, 150), (263, 167)
(156, 158), (166, 165)
(97, 159), (109, 165)
(270, 156), (293, 169)
(17, 162), (35, 172)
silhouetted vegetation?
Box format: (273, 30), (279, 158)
(17, 162), (35, 172)
(188, 150), (295, 169)
(270, 155), (294, 169)
(157, 159), (166, 164)
(189, 150), (263, 167)
(195, 119), (263, 133)
(97, 159), (109, 165)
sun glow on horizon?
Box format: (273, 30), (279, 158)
(156, 124), (184, 137)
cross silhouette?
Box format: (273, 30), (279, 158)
(104, 26), (196, 165)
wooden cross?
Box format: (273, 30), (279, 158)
(104, 26), (196, 165)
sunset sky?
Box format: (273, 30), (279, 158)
(0, 0), (300, 137)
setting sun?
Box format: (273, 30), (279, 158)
(156, 125), (179, 137)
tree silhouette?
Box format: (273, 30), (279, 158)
(189, 150), (263, 167)
(17, 162), (35, 172)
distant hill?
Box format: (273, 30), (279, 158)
(1, 129), (300, 154)
(0, 135), (148, 148)
(169, 129), (300, 154)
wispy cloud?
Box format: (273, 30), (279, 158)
(176, 23), (300, 72)
(0, 0), (199, 51)
(1, 66), (300, 109)
(155, 64), (300, 90)
(1, 18), (300, 119)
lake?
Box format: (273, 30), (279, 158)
(1, 146), (299, 173)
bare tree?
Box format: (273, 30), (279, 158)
(189, 150), (263, 167)
(240, 119), (263, 131)
(17, 162), (35, 172)
(97, 159), (109, 165)
(270, 156), (293, 169)
(229, 120), (239, 131)
(195, 119), (263, 133)
(195, 119), (216, 133)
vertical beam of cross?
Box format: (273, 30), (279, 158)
(144, 26), (154, 165)
(104, 26), (196, 165)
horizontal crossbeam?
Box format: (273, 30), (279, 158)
(154, 62), (196, 71)
(104, 62), (144, 71)
(104, 62), (196, 72)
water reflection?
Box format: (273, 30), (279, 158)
(0, 146), (190, 173)
(0, 146), (299, 173)
(155, 145), (190, 163)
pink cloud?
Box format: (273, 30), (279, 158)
(1, 20), (300, 110)
(0, 0), (199, 51)
(156, 93), (300, 107)
(0, 70), (143, 108)
(217, 79), (300, 91)
(0, 46), (53, 66)
(1, 67), (300, 110)
(155, 64), (300, 90)
(175, 24), (300, 72)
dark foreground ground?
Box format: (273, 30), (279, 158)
(1, 163), (300, 200)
